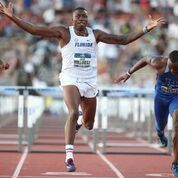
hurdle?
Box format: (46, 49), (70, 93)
(25, 86), (98, 154)
(0, 86), (25, 152)
(99, 88), (172, 155)
(0, 86), (172, 155)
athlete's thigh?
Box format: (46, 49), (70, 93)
(80, 97), (96, 123)
(154, 95), (169, 125)
(172, 109), (178, 133)
(62, 85), (81, 111)
(169, 96), (178, 115)
(169, 97), (178, 126)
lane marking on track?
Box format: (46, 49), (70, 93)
(146, 173), (173, 177)
(82, 135), (125, 178)
(3, 176), (114, 178)
(96, 150), (125, 178)
(12, 147), (28, 178)
(42, 172), (91, 176)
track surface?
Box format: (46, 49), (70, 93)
(0, 148), (174, 178)
(0, 114), (175, 178)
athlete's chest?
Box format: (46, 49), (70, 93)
(159, 72), (178, 87)
(71, 36), (95, 49)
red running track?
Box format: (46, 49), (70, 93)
(0, 143), (174, 178)
(0, 114), (175, 178)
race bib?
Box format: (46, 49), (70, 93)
(74, 53), (91, 67)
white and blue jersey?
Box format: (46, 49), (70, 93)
(59, 26), (98, 98)
(60, 26), (97, 82)
(154, 65), (178, 132)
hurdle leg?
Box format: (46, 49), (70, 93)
(18, 94), (24, 152)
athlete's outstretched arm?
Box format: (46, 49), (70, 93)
(0, 2), (64, 38)
(94, 15), (166, 45)
(115, 56), (166, 83)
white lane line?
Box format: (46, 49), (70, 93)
(12, 147), (28, 178)
(96, 150), (125, 178)
(82, 135), (124, 178)
(146, 173), (173, 177)
(0, 175), (113, 178)
(42, 172), (91, 176)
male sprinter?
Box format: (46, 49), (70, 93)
(116, 50), (178, 177)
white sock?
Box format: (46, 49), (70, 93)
(65, 145), (74, 162)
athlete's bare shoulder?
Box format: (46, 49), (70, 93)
(58, 25), (69, 33)
(51, 25), (70, 46)
(92, 29), (106, 43)
(150, 56), (168, 74)
(50, 25), (69, 38)
(151, 56), (168, 65)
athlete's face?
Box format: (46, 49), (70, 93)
(168, 58), (178, 75)
(72, 10), (88, 29)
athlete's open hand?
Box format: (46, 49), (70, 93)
(115, 73), (130, 84)
(0, 60), (9, 72)
(0, 2), (13, 18)
(146, 15), (166, 31)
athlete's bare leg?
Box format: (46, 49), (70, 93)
(62, 85), (96, 172)
(62, 85), (82, 171)
(80, 97), (96, 130)
(62, 85), (81, 145)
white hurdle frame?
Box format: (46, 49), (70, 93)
(0, 86), (173, 155)
(99, 88), (172, 155)
(26, 87), (98, 154)
(0, 86), (25, 152)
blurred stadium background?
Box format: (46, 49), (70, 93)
(0, 0), (177, 88)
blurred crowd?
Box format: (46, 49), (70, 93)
(0, 0), (178, 88)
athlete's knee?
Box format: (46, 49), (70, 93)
(69, 110), (79, 122)
(83, 122), (94, 130)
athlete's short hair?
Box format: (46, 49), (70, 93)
(169, 50), (178, 63)
(73, 7), (87, 12)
